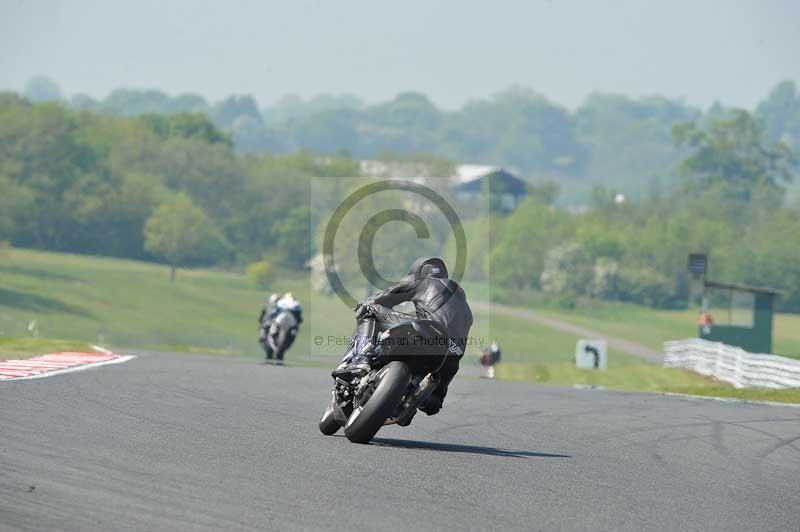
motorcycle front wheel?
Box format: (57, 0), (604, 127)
(344, 361), (411, 444)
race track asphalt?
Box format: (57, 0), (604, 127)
(1, 350), (799, 532)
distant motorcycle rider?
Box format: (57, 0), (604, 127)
(258, 293), (280, 342)
(334, 257), (473, 416)
(260, 292), (304, 362)
(276, 292), (303, 324)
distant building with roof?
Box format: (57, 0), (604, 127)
(357, 159), (528, 212)
(453, 165), (528, 212)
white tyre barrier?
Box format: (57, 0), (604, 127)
(663, 339), (800, 389)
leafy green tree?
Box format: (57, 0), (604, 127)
(0, 175), (34, 240)
(229, 115), (273, 152)
(438, 87), (585, 175)
(359, 92), (442, 154)
(587, 185), (616, 211)
(489, 197), (571, 289)
(263, 93), (364, 125)
(272, 206), (312, 269)
(23, 76), (63, 102)
(169, 93), (209, 114)
(71, 89), (209, 116)
(0, 96), (92, 250)
(673, 110), (795, 203)
(730, 208), (800, 311)
(143, 195), (220, 281)
(284, 108), (360, 155)
(527, 181), (560, 206)
(138, 113), (230, 145)
(70, 93), (100, 111)
(211, 95), (262, 129)
(576, 94), (698, 197)
(539, 242), (593, 300)
(102, 89), (170, 115)
(246, 259), (275, 290)
(757, 80), (800, 151)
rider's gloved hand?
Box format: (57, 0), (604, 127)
(354, 301), (374, 321)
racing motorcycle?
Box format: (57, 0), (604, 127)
(262, 309), (299, 364)
(318, 319), (456, 444)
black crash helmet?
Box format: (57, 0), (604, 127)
(409, 257), (448, 279)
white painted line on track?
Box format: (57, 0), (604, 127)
(661, 391), (800, 408)
(571, 384), (800, 408)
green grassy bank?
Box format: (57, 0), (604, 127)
(2, 247), (798, 402)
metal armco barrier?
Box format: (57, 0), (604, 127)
(664, 339), (800, 389)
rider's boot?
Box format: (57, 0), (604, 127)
(397, 409), (416, 426)
(418, 356), (458, 415)
(418, 393), (442, 416)
(332, 317), (376, 380)
(331, 341), (373, 379)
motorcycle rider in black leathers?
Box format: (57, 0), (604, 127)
(333, 257), (473, 416)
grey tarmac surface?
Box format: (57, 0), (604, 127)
(1, 350), (799, 532)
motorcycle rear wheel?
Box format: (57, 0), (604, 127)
(344, 361), (411, 444)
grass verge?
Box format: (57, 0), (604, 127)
(482, 284), (800, 359)
(496, 362), (800, 404)
(0, 336), (95, 360)
(2, 247), (798, 403)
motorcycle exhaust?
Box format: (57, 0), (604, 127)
(386, 373), (440, 426)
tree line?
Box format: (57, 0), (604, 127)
(483, 110), (799, 311)
(2, 90), (799, 311)
(20, 76), (800, 205)
(0, 91), (358, 274)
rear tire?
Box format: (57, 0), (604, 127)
(344, 361), (411, 444)
(319, 399), (342, 435)
(273, 327), (293, 361)
(260, 338), (273, 360)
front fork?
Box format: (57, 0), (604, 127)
(329, 386), (353, 426)
(329, 366), (381, 426)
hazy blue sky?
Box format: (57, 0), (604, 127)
(1, 0), (798, 109)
